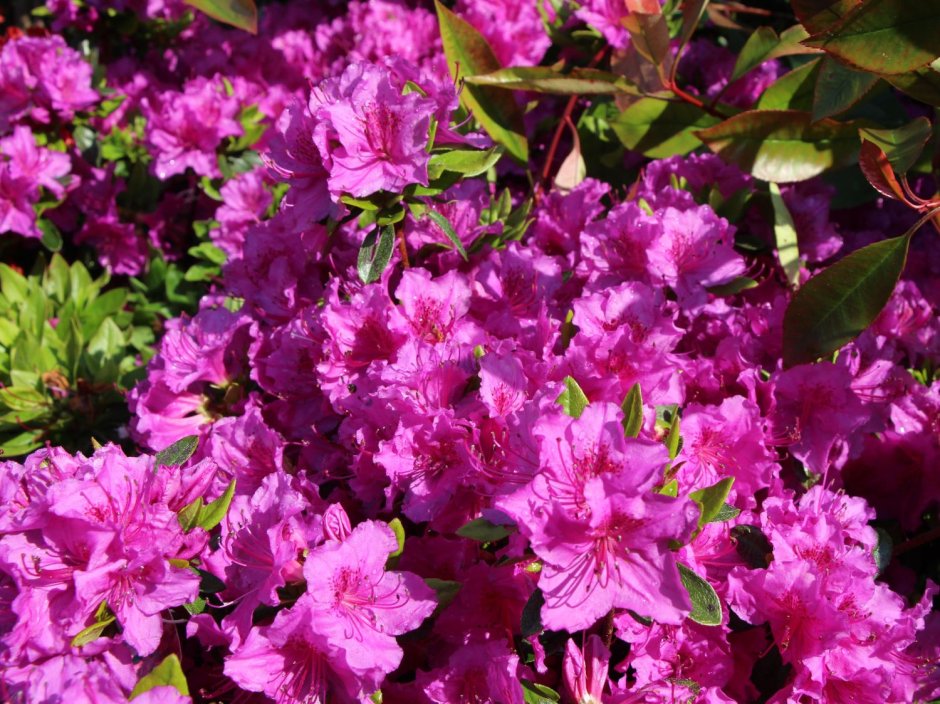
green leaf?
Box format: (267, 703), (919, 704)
(177, 497), (203, 532)
(70, 615), (116, 647)
(457, 517), (514, 542)
(357, 225), (396, 284)
(886, 61), (940, 106)
(621, 382), (644, 438)
(858, 117), (932, 174)
(130, 654), (190, 699)
(612, 98), (720, 158)
(792, 0), (861, 34)
(556, 375), (589, 419)
(387, 518), (406, 559)
(769, 182), (802, 288)
(803, 0), (940, 76)
(38, 219), (63, 252)
(196, 568), (226, 594)
(155, 435), (199, 467)
(196, 479), (236, 531)
(435, 0), (528, 162)
(426, 211), (468, 260)
(731, 27), (782, 82)
(873, 527), (893, 575)
(689, 477), (735, 530)
(811, 56), (880, 121)
(706, 276), (760, 296)
(782, 227), (917, 367)
(730, 525), (773, 568)
(522, 680), (561, 704)
(658, 479), (679, 497)
(520, 588), (544, 636)
(696, 110), (859, 182)
(184, 596), (207, 615)
(665, 413), (681, 460)
(465, 66), (639, 95)
(427, 146), (503, 179)
(184, 0), (257, 33)
(424, 578), (460, 608)
(757, 60), (821, 111)
(713, 503), (741, 522)
(678, 563), (722, 626)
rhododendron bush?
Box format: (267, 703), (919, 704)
(2, 0), (940, 702)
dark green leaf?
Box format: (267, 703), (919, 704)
(424, 578), (460, 608)
(426, 211), (468, 260)
(357, 225), (396, 284)
(612, 98), (720, 158)
(427, 146), (503, 179)
(812, 56), (880, 120)
(731, 525), (773, 568)
(556, 376), (589, 419)
(697, 110), (859, 182)
(457, 517), (514, 542)
(678, 563), (722, 626)
(706, 276), (759, 296)
(782, 228), (916, 366)
(521, 588), (544, 636)
(184, 0), (257, 33)
(731, 27), (781, 82)
(886, 62), (940, 106)
(803, 0), (940, 76)
(858, 117), (932, 174)
(621, 382), (643, 438)
(130, 654), (190, 699)
(769, 182), (801, 288)
(873, 527), (893, 575)
(792, 0), (860, 34)
(197, 568), (226, 594)
(757, 60), (820, 111)
(465, 66), (639, 95)
(155, 435), (199, 467)
(38, 220), (63, 252)
(196, 479), (236, 531)
(435, 0), (528, 162)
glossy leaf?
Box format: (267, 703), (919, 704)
(556, 375), (589, 419)
(792, 0), (861, 34)
(757, 60), (820, 111)
(858, 117), (931, 173)
(803, 0), (940, 76)
(612, 98), (720, 158)
(427, 146), (503, 179)
(427, 210), (468, 260)
(731, 525), (773, 568)
(522, 681), (561, 704)
(184, 0), (257, 33)
(811, 56), (879, 120)
(697, 110), (859, 182)
(782, 230), (915, 367)
(678, 563), (722, 626)
(457, 517), (514, 542)
(769, 182), (802, 287)
(858, 139), (906, 201)
(521, 588), (545, 636)
(155, 435), (199, 467)
(465, 66), (639, 95)
(130, 655), (190, 699)
(886, 61), (940, 106)
(435, 0), (528, 162)
(731, 27), (781, 82)
(621, 382), (644, 438)
(357, 225), (396, 284)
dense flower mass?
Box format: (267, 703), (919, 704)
(1, 1), (939, 703)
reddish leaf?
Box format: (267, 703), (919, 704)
(858, 139), (907, 202)
(791, 0), (861, 34)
